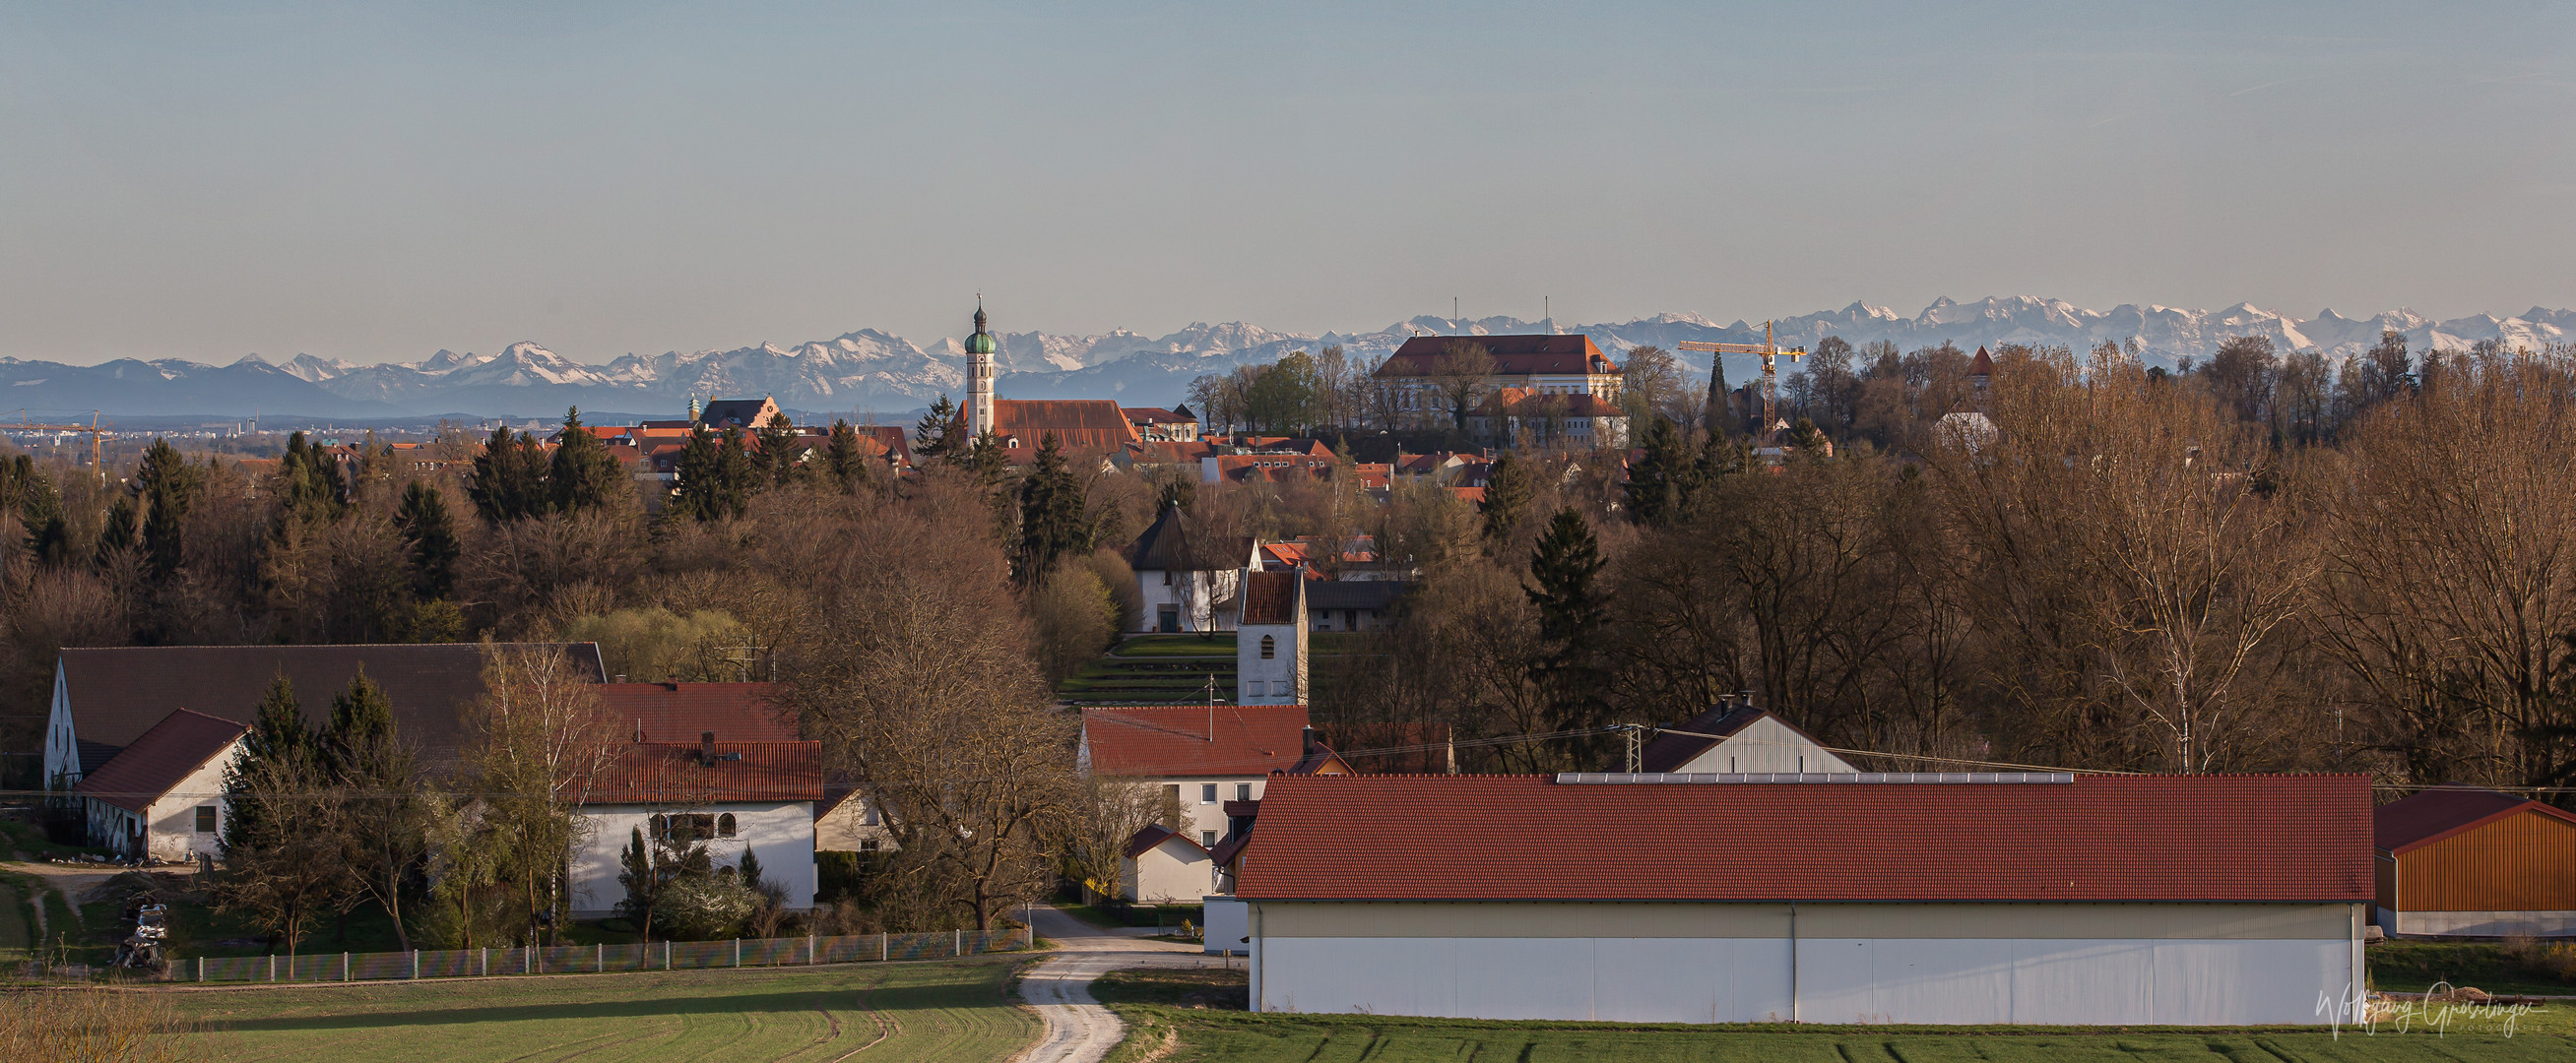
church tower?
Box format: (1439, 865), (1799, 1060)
(965, 300), (998, 441)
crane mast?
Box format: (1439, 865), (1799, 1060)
(1678, 322), (1806, 436)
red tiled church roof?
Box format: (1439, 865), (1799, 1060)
(1239, 570), (1300, 625)
(1082, 704), (1311, 778)
(1236, 774), (2372, 903)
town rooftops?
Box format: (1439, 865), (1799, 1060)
(1304, 580), (1405, 612)
(1235, 773), (2373, 904)
(1081, 703), (1313, 778)
(595, 682), (799, 744)
(71, 709), (246, 815)
(697, 397), (781, 431)
(57, 644), (607, 773)
(2373, 786), (2576, 854)
(585, 740), (824, 804)
(982, 399), (1143, 455)
(1123, 406), (1196, 425)
(1380, 335), (1616, 378)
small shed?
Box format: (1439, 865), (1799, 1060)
(1121, 824), (1215, 904)
(2375, 786), (2576, 937)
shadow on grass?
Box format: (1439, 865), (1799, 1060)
(188, 970), (1000, 1033)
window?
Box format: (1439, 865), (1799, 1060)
(862, 804), (880, 827)
(1235, 783), (1253, 802)
(1200, 831), (1218, 847)
(1260, 635), (1276, 659)
(1200, 783), (1217, 804)
(861, 839), (881, 852)
(195, 805), (218, 833)
(656, 813), (717, 843)
(1162, 571), (1172, 586)
(717, 813), (737, 839)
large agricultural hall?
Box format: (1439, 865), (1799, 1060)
(1233, 772), (2372, 1027)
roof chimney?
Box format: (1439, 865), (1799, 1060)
(1302, 724), (1316, 753)
(700, 730), (716, 766)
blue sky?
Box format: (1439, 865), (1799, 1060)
(3, 2), (2570, 364)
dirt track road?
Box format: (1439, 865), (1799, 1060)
(1016, 907), (1220, 1063)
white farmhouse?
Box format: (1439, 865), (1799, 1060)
(568, 734), (822, 917)
(1127, 505), (1260, 633)
(1238, 773), (2373, 1027)
(70, 709), (245, 863)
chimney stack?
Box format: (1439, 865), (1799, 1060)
(701, 730), (716, 765)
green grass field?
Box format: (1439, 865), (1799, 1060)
(156, 955), (1035, 1062)
(1091, 969), (2576, 1063)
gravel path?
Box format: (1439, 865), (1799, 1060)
(1016, 906), (1220, 1063)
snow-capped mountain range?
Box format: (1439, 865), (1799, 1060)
(5, 297), (2567, 419)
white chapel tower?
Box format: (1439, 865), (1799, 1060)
(965, 300), (998, 441)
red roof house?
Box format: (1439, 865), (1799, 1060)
(72, 709), (247, 862)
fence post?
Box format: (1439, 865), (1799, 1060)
(481, 947), (487, 977)
(734, 938), (741, 968)
(881, 932), (888, 962)
(954, 929), (961, 957)
(268, 954), (276, 982)
(413, 949), (419, 979)
(342, 952), (349, 981)
(808, 933), (816, 966)
(529, 944), (537, 975)
(197, 957), (204, 982)
(597, 943), (603, 973)
(665, 940), (672, 970)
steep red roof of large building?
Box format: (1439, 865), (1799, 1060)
(594, 682), (799, 744)
(1381, 335), (1616, 377)
(1082, 704), (1312, 778)
(585, 740), (823, 804)
(991, 400), (1142, 452)
(1237, 774), (2373, 903)
(2374, 786), (2576, 854)
(72, 709), (246, 814)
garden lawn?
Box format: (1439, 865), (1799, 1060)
(157, 955), (1036, 1063)
(1092, 969), (2576, 1063)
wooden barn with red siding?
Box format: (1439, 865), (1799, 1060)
(2375, 786), (2576, 937)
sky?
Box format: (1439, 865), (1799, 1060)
(3, 2), (2571, 366)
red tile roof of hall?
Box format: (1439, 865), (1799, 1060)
(594, 682), (800, 744)
(1223, 437), (1335, 456)
(1240, 570), (1301, 625)
(1127, 440), (1218, 465)
(585, 740), (823, 804)
(983, 400), (1144, 451)
(1081, 704), (1313, 778)
(1235, 774), (2374, 903)
(1380, 335), (1617, 378)
(1124, 406), (1196, 424)
(72, 709), (246, 814)
(2373, 786), (2576, 854)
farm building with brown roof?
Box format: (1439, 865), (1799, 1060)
(1234, 772), (2372, 1026)
(2374, 786), (2576, 937)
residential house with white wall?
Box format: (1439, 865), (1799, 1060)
(70, 709), (246, 862)
(1638, 699), (1857, 776)
(1127, 505), (1260, 633)
(568, 734), (823, 917)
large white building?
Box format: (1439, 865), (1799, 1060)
(1237, 773), (2372, 1026)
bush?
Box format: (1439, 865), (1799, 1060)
(655, 873), (758, 940)
(816, 850), (867, 903)
(0, 989), (176, 1062)
(2503, 935), (2576, 982)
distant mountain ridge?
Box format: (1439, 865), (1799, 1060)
(5, 297), (2567, 419)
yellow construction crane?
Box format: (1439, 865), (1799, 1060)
(1679, 322), (1806, 434)
(3, 409), (110, 479)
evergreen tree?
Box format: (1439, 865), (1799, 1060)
(1479, 450), (1533, 548)
(548, 406), (624, 514)
(1013, 433), (1087, 588)
(738, 844), (764, 896)
(823, 418), (871, 494)
(136, 438), (202, 579)
(967, 431), (1015, 542)
(613, 827), (664, 940)
(755, 411), (804, 488)
(96, 495), (139, 567)
(277, 431), (346, 524)
(467, 425), (549, 522)
(224, 673), (314, 853)
(5, 456), (72, 565)
(394, 481), (461, 598)
(715, 427), (759, 515)
(671, 425), (725, 522)
(912, 395), (963, 461)
(1622, 417), (1703, 527)
(1525, 506), (1610, 735)
(321, 668), (397, 777)
(1527, 507), (1606, 646)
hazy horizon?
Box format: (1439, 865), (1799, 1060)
(5, 2), (2570, 367)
